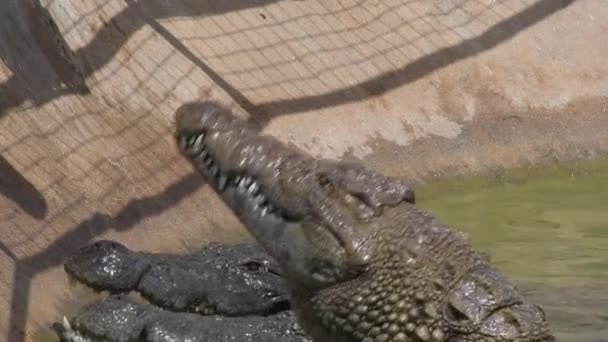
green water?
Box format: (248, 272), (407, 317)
(417, 159), (608, 341)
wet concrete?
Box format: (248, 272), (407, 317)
(0, 0), (606, 340)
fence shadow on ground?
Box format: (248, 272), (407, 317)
(0, 0), (577, 340)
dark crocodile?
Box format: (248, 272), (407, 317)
(173, 101), (556, 342)
(54, 294), (308, 342)
(63, 239), (290, 316)
(54, 240), (311, 341)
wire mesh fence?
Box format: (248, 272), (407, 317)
(0, 0), (573, 339)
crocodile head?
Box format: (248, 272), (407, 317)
(64, 240), (147, 292)
(174, 101), (554, 341)
(64, 240), (291, 316)
(175, 101), (415, 288)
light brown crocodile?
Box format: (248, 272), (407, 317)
(174, 101), (555, 342)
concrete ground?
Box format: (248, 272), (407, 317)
(0, 0), (606, 340)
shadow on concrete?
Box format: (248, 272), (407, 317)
(0, 0), (577, 124)
(7, 172), (205, 341)
(124, 0), (258, 114)
(252, 0), (578, 125)
(0, 0), (578, 340)
(0, 0), (282, 117)
(0, 156), (47, 220)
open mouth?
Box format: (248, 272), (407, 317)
(177, 131), (284, 220)
(176, 129), (378, 267)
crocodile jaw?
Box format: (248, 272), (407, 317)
(174, 101), (357, 289)
(172, 101), (554, 342)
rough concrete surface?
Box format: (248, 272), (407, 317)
(0, 0), (606, 340)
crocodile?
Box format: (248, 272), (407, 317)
(173, 101), (556, 342)
(54, 294), (310, 342)
(54, 240), (312, 341)
(63, 239), (291, 316)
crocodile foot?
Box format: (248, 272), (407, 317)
(54, 240), (312, 342)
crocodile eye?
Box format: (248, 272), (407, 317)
(317, 173), (331, 187)
(242, 261), (263, 272)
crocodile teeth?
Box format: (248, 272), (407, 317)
(248, 181), (260, 195)
(260, 206), (269, 216)
(218, 174), (228, 190)
(254, 193), (265, 205)
(190, 134), (205, 155)
(203, 156), (213, 167)
(62, 316), (72, 332)
(242, 176), (253, 187)
(197, 146), (208, 160)
(234, 176), (242, 185)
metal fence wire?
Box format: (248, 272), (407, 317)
(0, 0), (573, 340)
